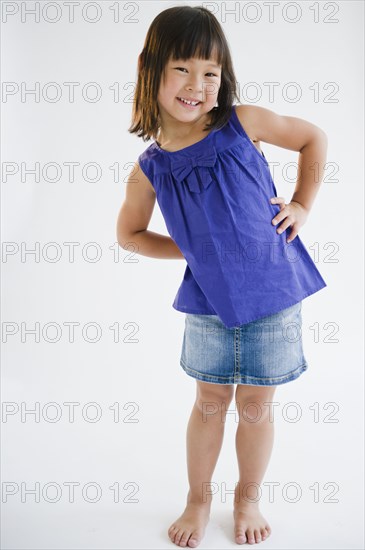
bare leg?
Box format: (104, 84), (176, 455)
(168, 380), (234, 548)
(233, 384), (277, 545)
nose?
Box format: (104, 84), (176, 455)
(185, 76), (215, 102)
(185, 75), (203, 95)
(185, 75), (217, 103)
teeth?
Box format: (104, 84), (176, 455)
(178, 97), (199, 106)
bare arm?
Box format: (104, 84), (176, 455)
(235, 105), (328, 213)
(116, 162), (185, 259)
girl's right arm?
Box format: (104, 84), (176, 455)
(116, 162), (185, 259)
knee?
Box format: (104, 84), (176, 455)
(235, 386), (277, 423)
(195, 382), (234, 416)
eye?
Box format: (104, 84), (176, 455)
(174, 68), (218, 77)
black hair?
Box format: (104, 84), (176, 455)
(128, 5), (240, 142)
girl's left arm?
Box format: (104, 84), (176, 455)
(235, 105), (328, 243)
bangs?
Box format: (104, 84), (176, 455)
(164, 23), (224, 67)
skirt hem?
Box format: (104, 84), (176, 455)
(180, 359), (309, 386)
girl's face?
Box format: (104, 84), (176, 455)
(157, 55), (222, 123)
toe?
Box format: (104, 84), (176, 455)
(254, 529), (262, 543)
(169, 526), (178, 541)
(188, 530), (200, 547)
(179, 531), (190, 547)
(260, 527), (267, 540)
(246, 528), (255, 544)
(168, 525), (177, 536)
(265, 525), (272, 536)
(174, 529), (183, 544)
(236, 534), (247, 544)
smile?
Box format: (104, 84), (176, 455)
(177, 97), (201, 107)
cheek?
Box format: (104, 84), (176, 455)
(159, 79), (178, 98)
(213, 81), (221, 96)
(205, 81), (220, 101)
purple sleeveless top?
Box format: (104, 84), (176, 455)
(138, 105), (327, 328)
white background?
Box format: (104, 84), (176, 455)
(1, 1), (364, 548)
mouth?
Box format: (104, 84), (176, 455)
(176, 96), (201, 108)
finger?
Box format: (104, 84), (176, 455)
(270, 197), (285, 208)
(277, 198), (287, 212)
(270, 196), (285, 202)
(276, 218), (293, 234)
(286, 230), (298, 243)
(272, 209), (289, 226)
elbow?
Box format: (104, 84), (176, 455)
(318, 128), (328, 146)
(116, 234), (125, 248)
(116, 204), (148, 248)
(116, 222), (125, 248)
(314, 125), (328, 146)
(300, 128), (328, 153)
(317, 129), (328, 156)
(116, 211), (133, 248)
(116, 222), (131, 249)
(117, 230), (135, 249)
(117, 224), (142, 250)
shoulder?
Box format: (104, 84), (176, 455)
(134, 159), (156, 196)
(234, 104), (271, 141)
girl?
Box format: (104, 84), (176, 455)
(117, 5), (327, 548)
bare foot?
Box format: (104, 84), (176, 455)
(233, 502), (272, 545)
(168, 493), (212, 548)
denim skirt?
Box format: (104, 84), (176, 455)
(180, 301), (308, 386)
